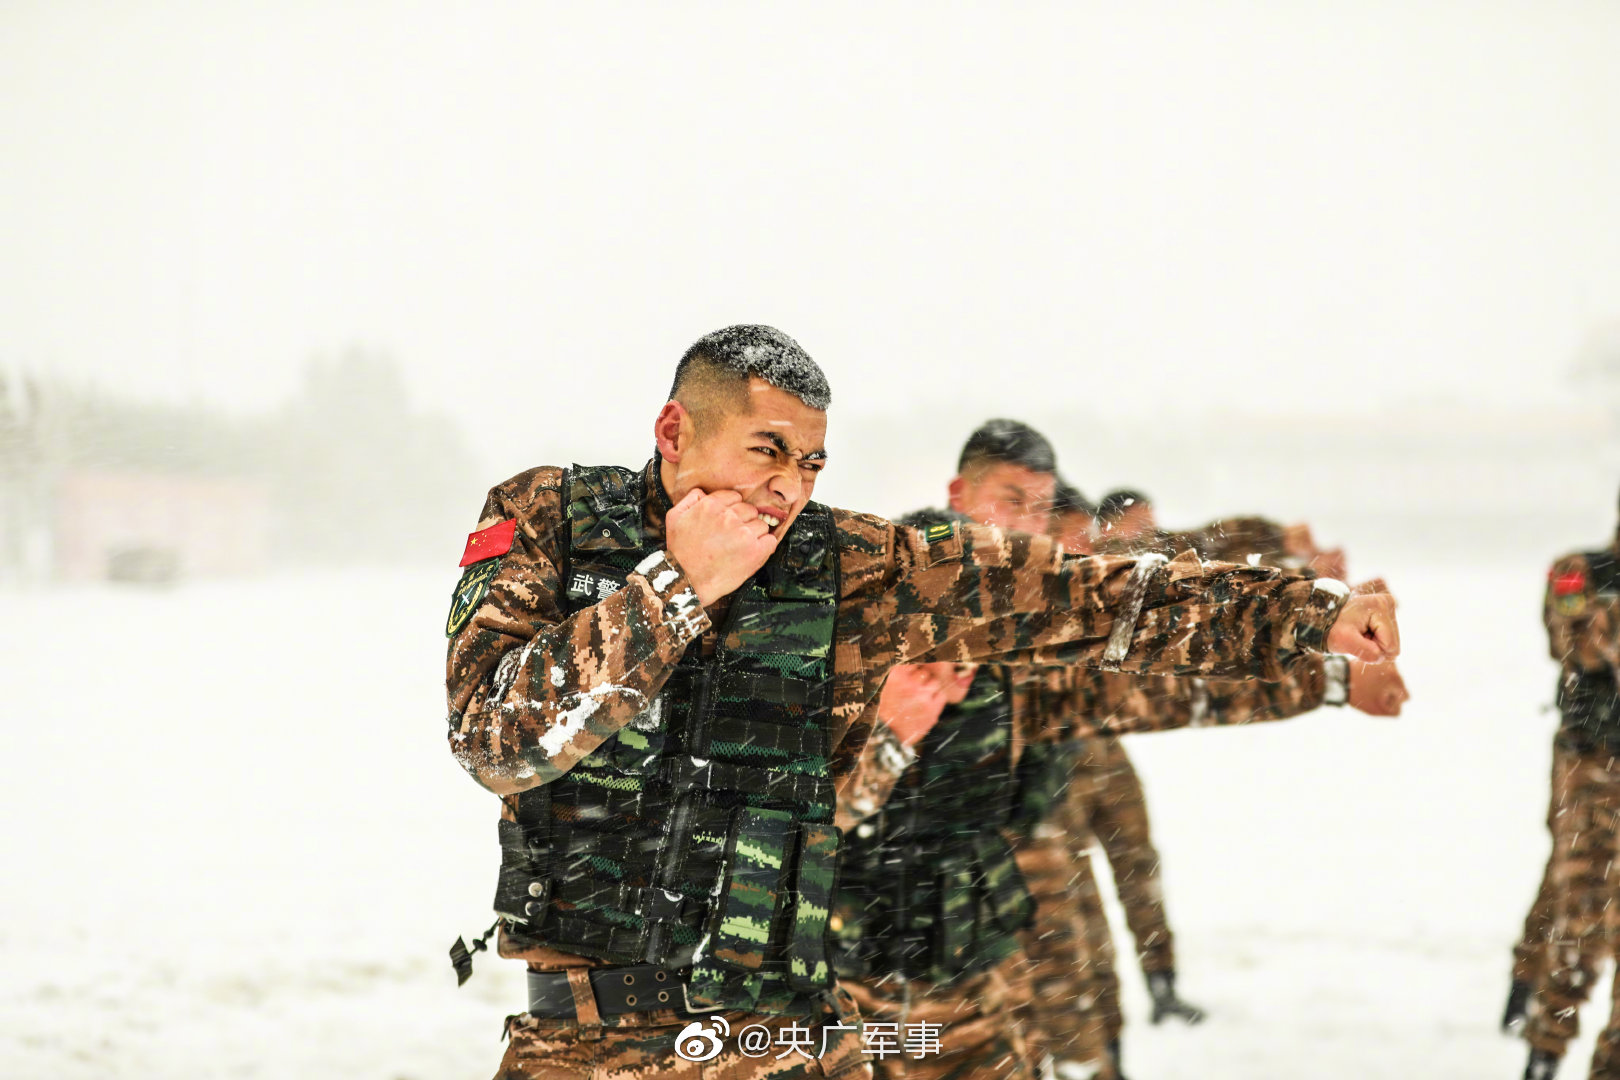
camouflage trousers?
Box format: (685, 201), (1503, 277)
(1513, 741), (1608, 990)
(1012, 827), (1117, 1080)
(1525, 740), (1620, 1071)
(495, 996), (870, 1080)
(839, 957), (1037, 1080)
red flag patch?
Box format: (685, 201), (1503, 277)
(1552, 570), (1587, 596)
(460, 520), (517, 567)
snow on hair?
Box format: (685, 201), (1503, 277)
(673, 324), (832, 411)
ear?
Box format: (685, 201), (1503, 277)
(654, 400), (693, 464)
(946, 474), (968, 514)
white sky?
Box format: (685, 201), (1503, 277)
(4, 0), (1619, 474)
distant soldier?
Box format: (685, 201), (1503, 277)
(1520, 504), (1620, 1080)
(1095, 490), (1156, 547)
(829, 422), (1402, 1080)
(1034, 483), (1391, 1079)
(1092, 488), (1347, 582)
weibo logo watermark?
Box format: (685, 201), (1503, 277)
(674, 1018), (942, 1062)
(674, 1017), (731, 1062)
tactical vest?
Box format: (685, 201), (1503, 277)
(493, 465), (842, 1015)
(1557, 550), (1620, 753)
(832, 665), (1035, 984)
(1006, 735), (1086, 836)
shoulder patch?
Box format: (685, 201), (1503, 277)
(460, 519), (517, 567)
(446, 558), (503, 637)
(923, 522), (955, 543)
(1555, 592), (1588, 617)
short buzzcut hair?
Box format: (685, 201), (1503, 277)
(669, 325), (832, 429)
(957, 419), (1058, 478)
(1096, 489), (1151, 523)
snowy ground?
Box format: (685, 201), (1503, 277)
(0, 550), (1601, 1078)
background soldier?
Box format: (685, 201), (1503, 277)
(1095, 490), (1157, 547)
(832, 423), (1403, 1080)
(1520, 502), (1620, 1080)
(444, 334), (1400, 1080)
(1036, 471), (1399, 1080)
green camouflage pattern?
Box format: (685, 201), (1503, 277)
(687, 806), (796, 1011)
(789, 824), (838, 989)
(834, 665), (1034, 984)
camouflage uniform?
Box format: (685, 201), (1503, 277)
(1524, 544), (1620, 1073)
(835, 660), (1333, 1080)
(1510, 736), (1604, 998)
(1013, 663), (1334, 1075)
(447, 459), (1346, 1080)
(1095, 516), (1293, 567)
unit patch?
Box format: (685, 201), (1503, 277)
(447, 558), (503, 637)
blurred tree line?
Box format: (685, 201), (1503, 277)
(0, 348), (480, 578)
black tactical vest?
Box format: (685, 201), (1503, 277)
(832, 664), (1035, 984)
(493, 465), (842, 1015)
(1006, 735), (1085, 837)
(1557, 550), (1620, 753)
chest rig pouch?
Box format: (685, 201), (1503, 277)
(833, 665), (1035, 985)
(1558, 550), (1620, 753)
(493, 464), (842, 1016)
(1006, 736), (1086, 837)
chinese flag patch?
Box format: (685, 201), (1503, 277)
(1552, 570), (1587, 596)
(460, 520), (517, 567)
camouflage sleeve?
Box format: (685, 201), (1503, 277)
(445, 469), (711, 796)
(1545, 553), (1620, 674)
(832, 712), (915, 831)
(1046, 655), (1326, 738)
(833, 513), (1346, 719)
(1084, 739), (1176, 974)
(1176, 516), (1288, 564)
(1199, 655), (1329, 726)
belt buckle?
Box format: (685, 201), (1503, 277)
(681, 980), (726, 1014)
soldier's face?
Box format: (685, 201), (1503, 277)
(947, 463), (1056, 536)
(1054, 510), (1094, 555)
(1104, 503), (1156, 541)
(658, 378), (828, 539)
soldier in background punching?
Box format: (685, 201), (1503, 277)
(1519, 503), (1620, 1080)
(1022, 477), (1403, 1080)
(1091, 487), (1348, 581)
(830, 422), (1402, 1080)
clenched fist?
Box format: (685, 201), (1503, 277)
(1326, 591), (1400, 662)
(878, 663), (980, 747)
(665, 488), (779, 608)
(1348, 658), (1409, 716)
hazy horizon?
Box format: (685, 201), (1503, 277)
(5, 0), (1620, 478)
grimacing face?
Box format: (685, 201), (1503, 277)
(947, 461), (1056, 536)
(655, 376), (828, 540)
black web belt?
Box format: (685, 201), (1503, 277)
(526, 964), (703, 1019)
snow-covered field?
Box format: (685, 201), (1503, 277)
(0, 550), (1597, 1078)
